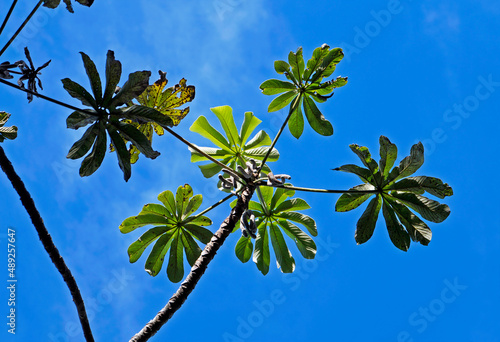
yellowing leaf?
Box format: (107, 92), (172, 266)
(136, 71), (195, 126)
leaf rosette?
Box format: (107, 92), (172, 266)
(119, 184), (213, 282)
(260, 45), (348, 138)
(189, 105), (279, 178)
(233, 186), (317, 275)
(334, 135), (453, 251)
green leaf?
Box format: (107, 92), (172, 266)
(79, 121), (107, 177)
(106, 125), (132, 181)
(128, 226), (169, 263)
(387, 142), (424, 185)
(276, 211), (317, 237)
(145, 232), (175, 277)
(158, 190), (176, 215)
(119, 104), (175, 127)
(190, 115), (232, 151)
(79, 52), (102, 104)
(183, 194), (202, 219)
(260, 79), (297, 95)
(379, 135), (398, 180)
(102, 50), (122, 108)
(111, 71), (151, 108)
(382, 199), (410, 251)
(274, 60), (290, 74)
(274, 198), (310, 213)
(181, 230), (202, 266)
(354, 194), (382, 244)
(210, 106), (241, 147)
(189, 146), (231, 163)
(139, 203), (174, 218)
(310, 48), (344, 83)
(67, 122), (98, 160)
(0, 112), (17, 142)
(389, 191), (451, 223)
(244, 130), (272, 150)
(335, 184), (376, 212)
(304, 45), (330, 82)
(278, 220), (316, 259)
(288, 94), (304, 139)
(386, 197), (432, 245)
(303, 94), (333, 136)
(61, 78), (97, 108)
(288, 47), (304, 83)
(184, 224), (213, 243)
(349, 144), (379, 176)
(175, 184), (193, 218)
(270, 186), (295, 210)
(245, 146), (279, 162)
(268, 91), (297, 112)
(253, 221), (270, 275)
(119, 214), (171, 234)
(167, 231), (184, 282)
(113, 121), (160, 159)
(269, 225), (295, 273)
(333, 164), (373, 183)
(66, 110), (97, 130)
(239, 112), (261, 145)
(235, 235), (254, 263)
(388, 176), (453, 199)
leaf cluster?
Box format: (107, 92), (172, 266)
(119, 184), (213, 282)
(260, 45), (347, 138)
(43, 0), (94, 13)
(0, 47), (51, 103)
(334, 136), (453, 251)
(189, 105), (278, 178)
(234, 186), (317, 275)
(63, 50), (190, 181)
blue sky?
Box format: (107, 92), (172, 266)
(1, 0), (499, 341)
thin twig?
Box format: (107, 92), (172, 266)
(259, 94), (300, 169)
(0, 146), (95, 342)
(184, 193), (234, 223)
(162, 125), (246, 179)
(0, 0), (44, 57)
(0, 78), (96, 115)
(0, 0), (18, 37)
(256, 181), (380, 194)
(129, 184), (256, 342)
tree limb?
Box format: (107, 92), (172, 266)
(129, 184), (256, 342)
(0, 146), (95, 342)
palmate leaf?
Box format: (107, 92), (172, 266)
(189, 106), (279, 178)
(260, 44), (348, 138)
(334, 135), (453, 251)
(119, 184), (213, 282)
(62, 50), (189, 180)
(233, 186), (316, 275)
(120, 72), (195, 163)
(43, 0), (94, 13)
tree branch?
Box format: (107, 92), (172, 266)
(129, 184), (256, 342)
(0, 146), (95, 342)
(0, 0), (44, 57)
